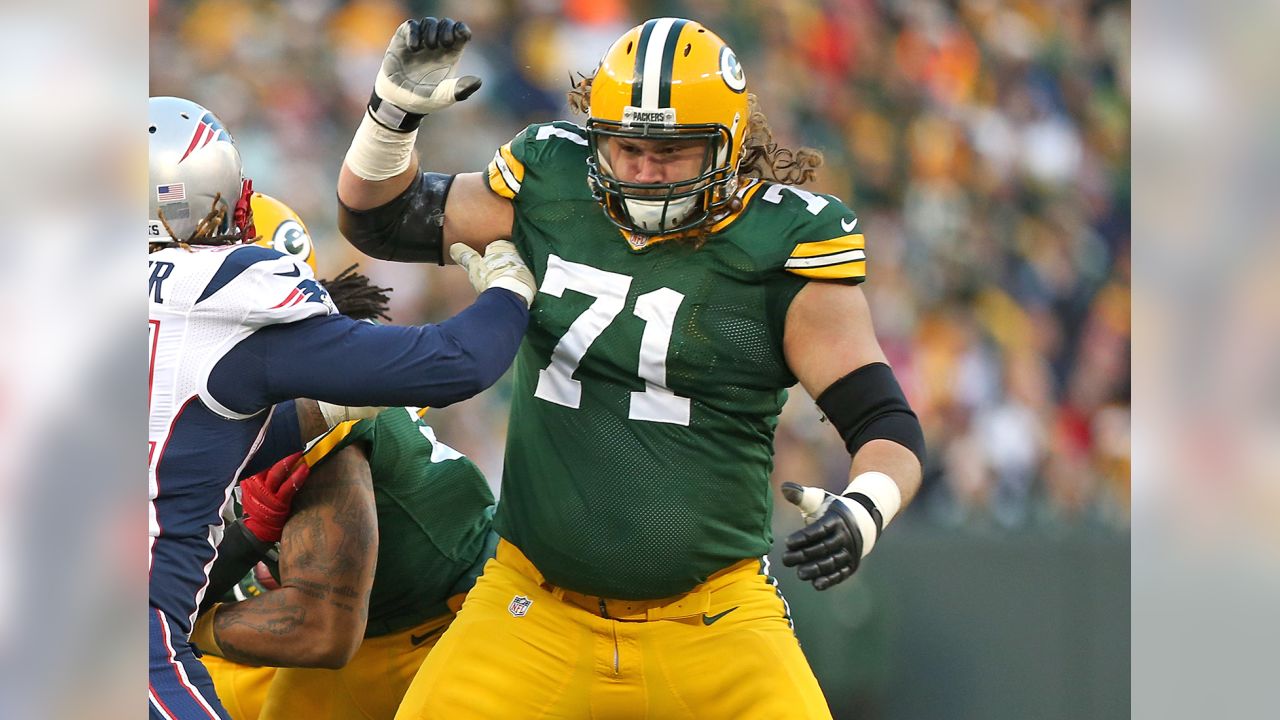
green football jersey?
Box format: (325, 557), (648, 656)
(485, 121), (868, 599)
(303, 407), (496, 635)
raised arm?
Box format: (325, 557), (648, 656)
(336, 17), (513, 261)
(779, 281), (926, 590)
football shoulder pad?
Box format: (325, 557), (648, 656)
(747, 182), (866, 284)
(486, 121), (591, 202)
(194, 244), (335, 328)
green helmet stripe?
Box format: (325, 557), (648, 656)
(630, 20), (657, 107)
(656, 19), (688, 109)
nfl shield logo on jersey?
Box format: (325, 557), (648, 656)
(508, 595), (533, 618)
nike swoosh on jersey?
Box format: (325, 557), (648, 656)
(840, 217), (858, 232)
(274, 266), (301, 278)
(701, 606), (739, 626)
(410, 626), (446, 646)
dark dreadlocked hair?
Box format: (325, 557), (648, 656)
(148, 191), (247, 254)
(320, 264), (393, 322)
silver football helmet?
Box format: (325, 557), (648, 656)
(148, 97), (252, 243)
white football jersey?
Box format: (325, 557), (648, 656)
(147, 243), (333, 611)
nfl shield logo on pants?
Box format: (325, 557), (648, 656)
(508, 595), (533, 618)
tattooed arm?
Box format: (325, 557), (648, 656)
(206, 443), (377, 669)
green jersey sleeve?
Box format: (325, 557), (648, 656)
(484, 121), (591, 203)
(751, 182), (867, 285)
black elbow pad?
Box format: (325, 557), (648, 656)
(337, 171), (454, 265)
(816, 362), (926, 466)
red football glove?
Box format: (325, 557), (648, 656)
(240, 451), (310, 544)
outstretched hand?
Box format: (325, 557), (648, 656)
(372, 17), (481, 128)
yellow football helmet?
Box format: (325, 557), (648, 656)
(587, 18), (750, 236)
(250, 192), (317, 272)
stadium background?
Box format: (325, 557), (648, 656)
(150, 0), (1131, 717)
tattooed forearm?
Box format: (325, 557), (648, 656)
(211, 444), (377, 668)
(215, 597), (307, 666)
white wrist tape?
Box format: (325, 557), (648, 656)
(343, 112), (417, 181)
(842, 471), (903, 557)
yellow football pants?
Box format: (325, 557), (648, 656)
(204, 610), (456, 720)
(394, 540), (832, 720)
(202, 655), (275, 720)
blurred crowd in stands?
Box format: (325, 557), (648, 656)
(151, 0), (1130, 529)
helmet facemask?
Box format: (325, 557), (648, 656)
(586, 118), (739, 236)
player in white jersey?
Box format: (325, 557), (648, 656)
(146, 96), (536, 720)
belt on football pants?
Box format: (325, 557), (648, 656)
(496, 539), (758, 622)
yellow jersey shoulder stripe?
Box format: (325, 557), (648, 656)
(299, 406), (428, 466)
(786, 261), (866, 281)
(786, 233), (866, 280)
(302, 419), (361, 467)
(486, 143), (524, 199)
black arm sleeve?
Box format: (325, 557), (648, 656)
(200, 521), (274, 613)
(337, 171), (455, 265)
(816, 362), (926, 466)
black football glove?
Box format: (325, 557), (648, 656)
(780, 482), (882, 591)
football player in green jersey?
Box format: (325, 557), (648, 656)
(338, 16), (926, 719)
(198, 408), (497, 720)
(190, 196), (502, 720)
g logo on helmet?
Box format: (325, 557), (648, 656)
(719, 47), (746, 93)
(272, 219), (312, 261)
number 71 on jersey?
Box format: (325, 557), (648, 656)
(534, 255), (690, 426)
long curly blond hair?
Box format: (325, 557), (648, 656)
(567, 73), (824, 186)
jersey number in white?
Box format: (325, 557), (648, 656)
(533, 255), (690, 426)
(761, 183), (830, 215)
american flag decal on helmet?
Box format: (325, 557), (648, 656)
(179, 112), (234, 163)
(156, 183), (186, 202)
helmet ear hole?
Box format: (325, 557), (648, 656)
(683, 43), (691, 57)
(626, 41), (633, 54)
